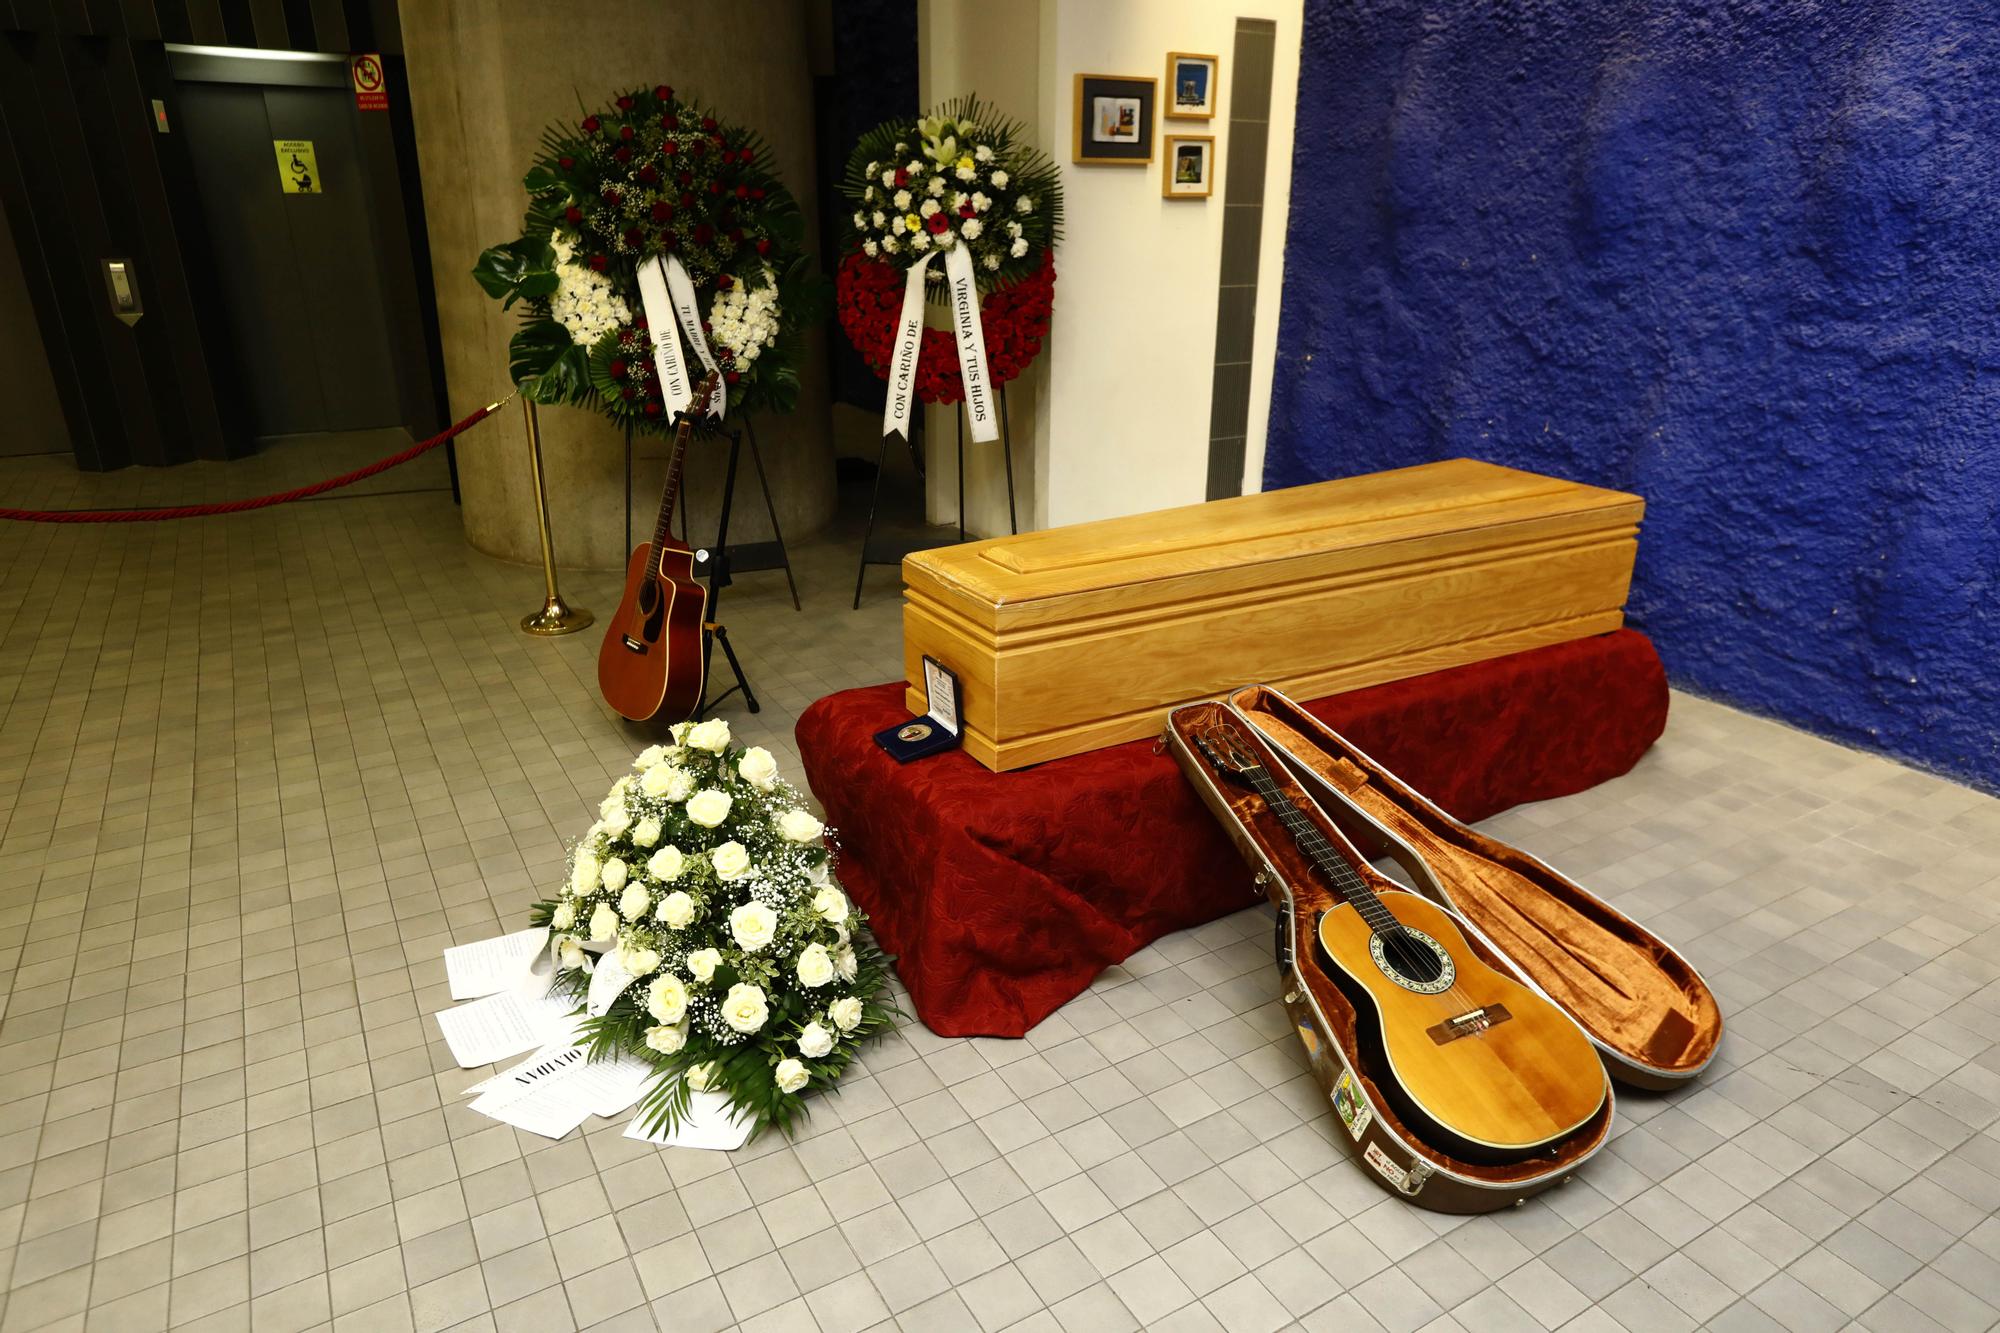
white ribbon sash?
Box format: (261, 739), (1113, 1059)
(635, 258), (692, 418)
(663, 255), (726, 418)
(881, 251), (935, 441)
(943, 242), (998, 442)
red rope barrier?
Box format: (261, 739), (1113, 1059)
(0, 399), (508, 524)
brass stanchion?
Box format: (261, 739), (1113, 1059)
(518, 397), (594, 635)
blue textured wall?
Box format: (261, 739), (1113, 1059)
(1267, 1), (2000, 788)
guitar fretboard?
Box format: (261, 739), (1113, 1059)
(1242, 762), (1401, 937)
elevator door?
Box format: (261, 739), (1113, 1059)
(177, 80), (404, 438)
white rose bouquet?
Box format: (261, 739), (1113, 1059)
(534, 719), (894, 1138)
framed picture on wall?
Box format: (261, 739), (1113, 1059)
(1163, 135), (1214, 198)
(1073, 74), (1156, 165)
(1165, 53), (1219, 120)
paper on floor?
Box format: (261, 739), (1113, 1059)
(624, 1086), (754, 1152)
(434, 990), (574, 1068)
(444, 928), (549, 1001)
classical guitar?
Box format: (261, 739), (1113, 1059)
(598, 371), (721, 723)
(1195, 723), (1606, 1162)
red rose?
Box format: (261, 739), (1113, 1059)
(750, 187), (765, 200)
(581, 115), (600, 133)
(651, 200), (674, 222)
(700, 117), (717, 132)
(680, 191), (695, 207)
(960, 202), (976, 217)
(619, 125), (634, 141)
(602, 188), (622, 205)
(661, 125), (677, 143)
(926, 212), (949, 234)
(677, 172), (692, 188)
(638, 165), (658, 184)
(617, 96), (634, 111)
(735, 184), (749, 199)
(708, 180), (722, 195)
(716, 273), (734, 290)
(613, 145), (632, 163)
(690, 139), (706, 157)
(589, 255), (608, 271)
(609, 359), (627, 378)
(693, 223), (714, 246)
(558, 156), (575, 171)
(755, 238), (771, 256)
(728, 229), (743, 246)
(644, 401), (662, 416)
(633, 315), (648, 329)
(738, 147), (754, 166)
(564, 206), (582, 224)
(725, 370), (740, 384)
(719, 149), (735, 165)
(623, 227), (643, 246)
(659, 231), (677, 250)
(894, 168), (909, 186)
(655, 84), (673, 101)
(620, 387), (634, 400)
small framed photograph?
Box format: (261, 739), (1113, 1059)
(1163, 135), (1214, 198)
(1165, 52), (1219, 120)
(1073, 74), (1156, 165)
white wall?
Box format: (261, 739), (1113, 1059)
(919, 0), (1302, 534)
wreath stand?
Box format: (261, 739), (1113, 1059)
(621, 419), (781, 720)
(852, 384), (1019, 609)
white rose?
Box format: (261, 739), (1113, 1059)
(686, 789), (732, 828)
(686, 948), (721, 982)
(778, 810), (824, 844)
(955, 164), (975, 182)
(558, 937), (588, 971)
(984, 255), (1001, 271)
(687, 1062), (718, 1091)
(644, 1022), (687, 1055)
(721, 983), (768, 1033)
(619, 883), (650, 921)
(862, 239), (879, 257)
(641, 764), (692, 800)
(892, 188), (911, 210)
(919, 199), (939, 218)
(737, 747), (780, 790)
(962, 218), (983, 240)
(835, 944), (858, 982)
(880, 169), (895, 187)
(632, 818), (662, 848)
(655, 890), (696, 929)
(852, 210), (866, 229)
(597, 789), (624, 821)
(620, 946), (660, 978)
(829, 997), (864, 1032)
(796, 943), (835, 989)
(670, 721), (692, 743)
(600, 858), (628, 892)
(634, 744), (668, 769)
(1016, 195), (1033, 213)
(870, 210), (886, 228)
(798, 1022), (834, 1059)
(812, 887), (849, 924)
(990, 169), (1009, 188)
(975, 145), (993, 163)
(927, 175), (945, 196)
(686, 718), (731, 753)
(569, 852), (599, 895)
(648, 846), (685, 881)
(602, 806), (632, 837)
(774, 1058), (809, 1094)
(588, 903), (620, 942)
(550, 900), (576, 931)
(866, 159), (878, 175)
(711, 841), (753, 882)
(646, 974), (688, 1024)
(808, 861), (831, 887)
(881, 235), (899, 254)
(730, 902), (778, 952)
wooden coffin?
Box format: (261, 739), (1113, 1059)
(903, 458), (1644, 772)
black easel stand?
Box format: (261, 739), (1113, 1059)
(625, 416), (800, 612)
(852, 383), (1018, 609)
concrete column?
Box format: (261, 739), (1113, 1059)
(399, 0), (835, 569)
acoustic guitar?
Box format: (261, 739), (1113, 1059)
(598, 371), (721, 723)
(1195, 723), (1607, 1162)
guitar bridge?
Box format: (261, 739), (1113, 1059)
(1426, 1004), (1512, 1045)
(621, 635), (646, 653)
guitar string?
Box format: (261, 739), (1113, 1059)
(1241, 757), (1481, 1016)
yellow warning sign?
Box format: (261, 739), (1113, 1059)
(273, 140), (320, 194)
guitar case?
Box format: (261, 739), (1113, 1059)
(1166, 690), (1720, 1213)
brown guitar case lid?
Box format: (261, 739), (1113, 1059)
(1166, 701), (1611, 1214)
(1226, 684), (1723, 1090)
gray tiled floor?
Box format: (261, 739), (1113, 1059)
(4, 439), (2000, 1333)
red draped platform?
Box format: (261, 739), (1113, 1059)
(796, 629), (1668, 1038)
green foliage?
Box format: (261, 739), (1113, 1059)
(472, 236), (557, 308)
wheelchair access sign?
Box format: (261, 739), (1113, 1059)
(274, 140), (320, 194)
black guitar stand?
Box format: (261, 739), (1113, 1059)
(624, 415), (801, 611)
(852, 383), (1019, 609)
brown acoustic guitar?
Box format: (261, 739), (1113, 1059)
(1195, 723), (1607, 1162)
(598, 371), (720, 723)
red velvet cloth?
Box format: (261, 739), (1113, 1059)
(796, 629), (1668, 1038)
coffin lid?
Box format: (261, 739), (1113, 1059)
(904, 459), (1642, 624)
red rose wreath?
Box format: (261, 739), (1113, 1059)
(835, 97), (1062, 406)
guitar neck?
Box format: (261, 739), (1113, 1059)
(649, 427), (692, 558)
(1243, 762), (1400, 935)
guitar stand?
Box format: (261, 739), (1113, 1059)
(852, 383), (1018, 609)
(625, 416), (800, 612)
(688, 427), (760, 720)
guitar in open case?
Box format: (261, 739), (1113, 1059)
(1165, 689), (1722, 1212)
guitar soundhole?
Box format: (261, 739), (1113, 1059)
(1370, 927), (1455, 995)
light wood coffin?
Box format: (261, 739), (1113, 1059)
(903, 459), (1643, 772)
